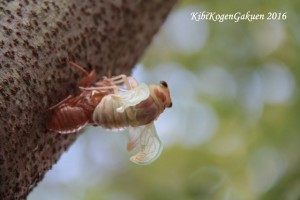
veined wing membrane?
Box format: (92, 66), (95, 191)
(128, 123), (163, 165)
(114, 83), (150, 113)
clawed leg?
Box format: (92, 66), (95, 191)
(103, 75), (139, 90)
(48, 95), (73, 110)
(78, 72), (140, 95)
(108, 75), (131, 89)
(91, 75), (139, 94)
(79, 85), (120, 94)
(67, 58), (96, 87)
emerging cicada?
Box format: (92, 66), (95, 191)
(47, 60), (172, 165)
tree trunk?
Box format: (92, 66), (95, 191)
(0, 0), (177, 199)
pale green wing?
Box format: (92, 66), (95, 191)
(128, 123), (163, 165)
(115, 83), (150, 113)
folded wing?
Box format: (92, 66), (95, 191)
(115, 83), (150, 113)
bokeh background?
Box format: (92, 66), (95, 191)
(28, 0), (300, 199)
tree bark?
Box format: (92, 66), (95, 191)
(0, 0), (177, 199)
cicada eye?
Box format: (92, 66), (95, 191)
(160, 81), (168, 88)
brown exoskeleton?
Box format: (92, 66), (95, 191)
(47, 60), (172, 165)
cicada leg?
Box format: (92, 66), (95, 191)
(105, 75), (139, 90)
(79, 85), (120, 94)
(48, 95), (73, 110)
(80, 74), (140, 94)
(67, 58), (96, 87)
(106, 75), (131, 89)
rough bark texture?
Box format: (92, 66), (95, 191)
(0, 0), (177, 199)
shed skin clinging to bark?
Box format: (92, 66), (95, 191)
(0, 0), (177, 199)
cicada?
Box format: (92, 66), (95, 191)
(47, 60), (172, 165)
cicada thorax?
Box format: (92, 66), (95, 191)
(93, 95), (161, 130)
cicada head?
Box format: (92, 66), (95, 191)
(149, 81), (173, 112)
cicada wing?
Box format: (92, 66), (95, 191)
(115, 83), (150, 113)
(127, 127), (141, 152)
(129, 123), (163, 165)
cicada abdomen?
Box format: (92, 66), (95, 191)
(47, 104), (89, 134)
(47, 90), (110, 134)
